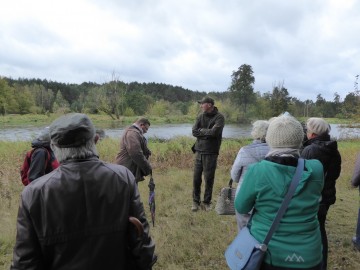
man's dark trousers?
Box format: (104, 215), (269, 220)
(193, 152), (218, 204)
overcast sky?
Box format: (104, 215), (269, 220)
(1, 0), (359, 102)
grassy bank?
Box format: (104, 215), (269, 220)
(0, 114), (196, 129)
(1, 113), (357, 129)
(1, 137), (360, 269)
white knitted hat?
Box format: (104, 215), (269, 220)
(265, 115), (304, 149)
(306, 117), (330, 135)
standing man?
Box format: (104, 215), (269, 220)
(115, 118), (152, 183)
(191, 96), (225, 211)
(11, 113), (156, 270)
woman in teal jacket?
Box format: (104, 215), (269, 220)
(235, 114), (324, 270)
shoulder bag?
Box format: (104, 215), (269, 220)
(225, 158), (305, 270)
(215, 178), (237, 215)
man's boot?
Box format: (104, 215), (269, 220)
(191, 202), (200, 212)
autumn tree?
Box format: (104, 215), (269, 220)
(126, 91), (153, 115)
(314, 94), (326, 116)
(0, 78), (17, 114)
(269, 82), (290, 116)
(342, 92), (359, 117)
(53, 91), (70, 114)
(95, 72), (127, 119)
(14, 85), (35, 114)
(288, 97), (305, 117)
(333, 92), (341, 116)
(303, 99), (313, 117)
(249, 92), (272, 119)
(32, 84), (55, 112)
(228, 64), (255, 114)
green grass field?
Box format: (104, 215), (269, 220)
(1, 137), (360, 269)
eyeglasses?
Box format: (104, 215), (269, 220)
(141, 124), (149, 132)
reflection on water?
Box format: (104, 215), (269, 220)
(329, 124), (360, 140)
(0, 123), (359, 142)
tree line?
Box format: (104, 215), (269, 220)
(1, 67), (359, 122)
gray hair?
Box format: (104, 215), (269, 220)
(51, 138), (98, 163)
(306, 117), (330, 135)
(251, 120), (269, 140)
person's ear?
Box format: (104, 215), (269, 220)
(94, 134), (100, 144)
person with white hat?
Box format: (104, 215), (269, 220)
(235, 114), (324, 270)
(301, 117), (341, 270)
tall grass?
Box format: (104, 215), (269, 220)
(0, 141), (27, 269)
(1, 137), (360, 269)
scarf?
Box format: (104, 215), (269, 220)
(266, 147), (300, 158)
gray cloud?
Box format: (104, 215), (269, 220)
(1, 0), (359, 101)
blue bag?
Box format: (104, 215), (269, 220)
(224, 227), (265, 270)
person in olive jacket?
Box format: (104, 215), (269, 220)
(301, 117), (342, 270)
(11, 113), (156, 270)
(191, 96), (225, 211)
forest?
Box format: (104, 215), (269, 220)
(1, 65), (359, 122)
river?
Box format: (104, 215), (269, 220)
(0, 123), (359, 142)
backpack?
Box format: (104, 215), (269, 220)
(20, 148), (51, 186)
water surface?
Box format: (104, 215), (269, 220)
(0, 123), (358, 141)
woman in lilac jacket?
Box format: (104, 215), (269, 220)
(230, 120), (269, 231)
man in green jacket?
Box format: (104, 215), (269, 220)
(191, 96), (225, 211)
